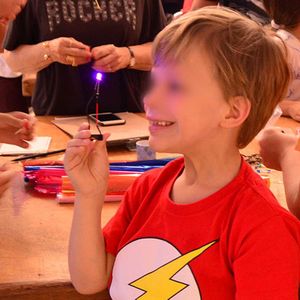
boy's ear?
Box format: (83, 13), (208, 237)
(220, 96), (251, 128)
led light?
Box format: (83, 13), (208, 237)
(96, 72), (103, 81)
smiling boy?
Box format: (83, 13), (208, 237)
(65, 7), (300, 299)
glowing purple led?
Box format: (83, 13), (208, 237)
(96, 72), (103, 82)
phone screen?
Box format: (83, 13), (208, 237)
(98, 114), (122, 121)
(89, 113), (125, 126)
(90, 113), (122, 121)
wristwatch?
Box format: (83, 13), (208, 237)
(127, 46), (136, 68)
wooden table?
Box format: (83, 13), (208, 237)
(0, 116), (297, 299)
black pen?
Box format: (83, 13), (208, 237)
(11, 149), (66, 162)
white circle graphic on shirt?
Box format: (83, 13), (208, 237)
(109, 238), (216, 300)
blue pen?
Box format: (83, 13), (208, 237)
(110, 158), (173, 166)
(23, 158), (175, 173)
(109, 165), (163, 172)
(24, 165), (161, 173)
(24, 166), (64, 171)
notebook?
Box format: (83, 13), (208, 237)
(0, 137), (51, 155)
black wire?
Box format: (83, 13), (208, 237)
(85, 84), (103, 139)
(85, 93), (95, 130)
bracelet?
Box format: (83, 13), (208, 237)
(126, 46), (136, 68)
(42, 41), (51, 61)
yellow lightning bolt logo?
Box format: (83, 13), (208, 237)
(129, 240), (217, 300)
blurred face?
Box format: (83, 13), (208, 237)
(144, 48), (230, 155)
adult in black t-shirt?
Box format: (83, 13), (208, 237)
(4, 0), (166, 115)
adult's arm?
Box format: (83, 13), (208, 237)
(259, 127), (300, 219)
(91, 42), (153, 73)
(4, 37), (91, 74)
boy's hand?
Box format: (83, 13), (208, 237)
(259, 127), (298, 171)
(0, 112), (35, 148)
(64, 123), (110, 198)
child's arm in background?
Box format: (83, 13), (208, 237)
(64, 123), (115, 294)
(259, 127), (300, 219)
(280, 99), (300, 122)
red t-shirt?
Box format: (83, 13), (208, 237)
(104, 158), (300, 299)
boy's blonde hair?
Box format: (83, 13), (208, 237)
(152, 7), (290, 148)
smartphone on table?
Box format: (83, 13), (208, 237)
(89, 113), (126, 126)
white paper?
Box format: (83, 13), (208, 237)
(0, 137), (51, 155)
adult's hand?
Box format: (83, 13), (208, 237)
(48, 37), (92, 67)
(92, 44), (130, 73)
(0, 112), (35, 148)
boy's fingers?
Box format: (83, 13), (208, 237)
(74, 130), (92, 140)
(78, 122), (90, 131)
(67, 139), (91, 148)
(65, 146), (87, 158)
(102, 133), (110, 142)
(93, 133), (110, 149)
